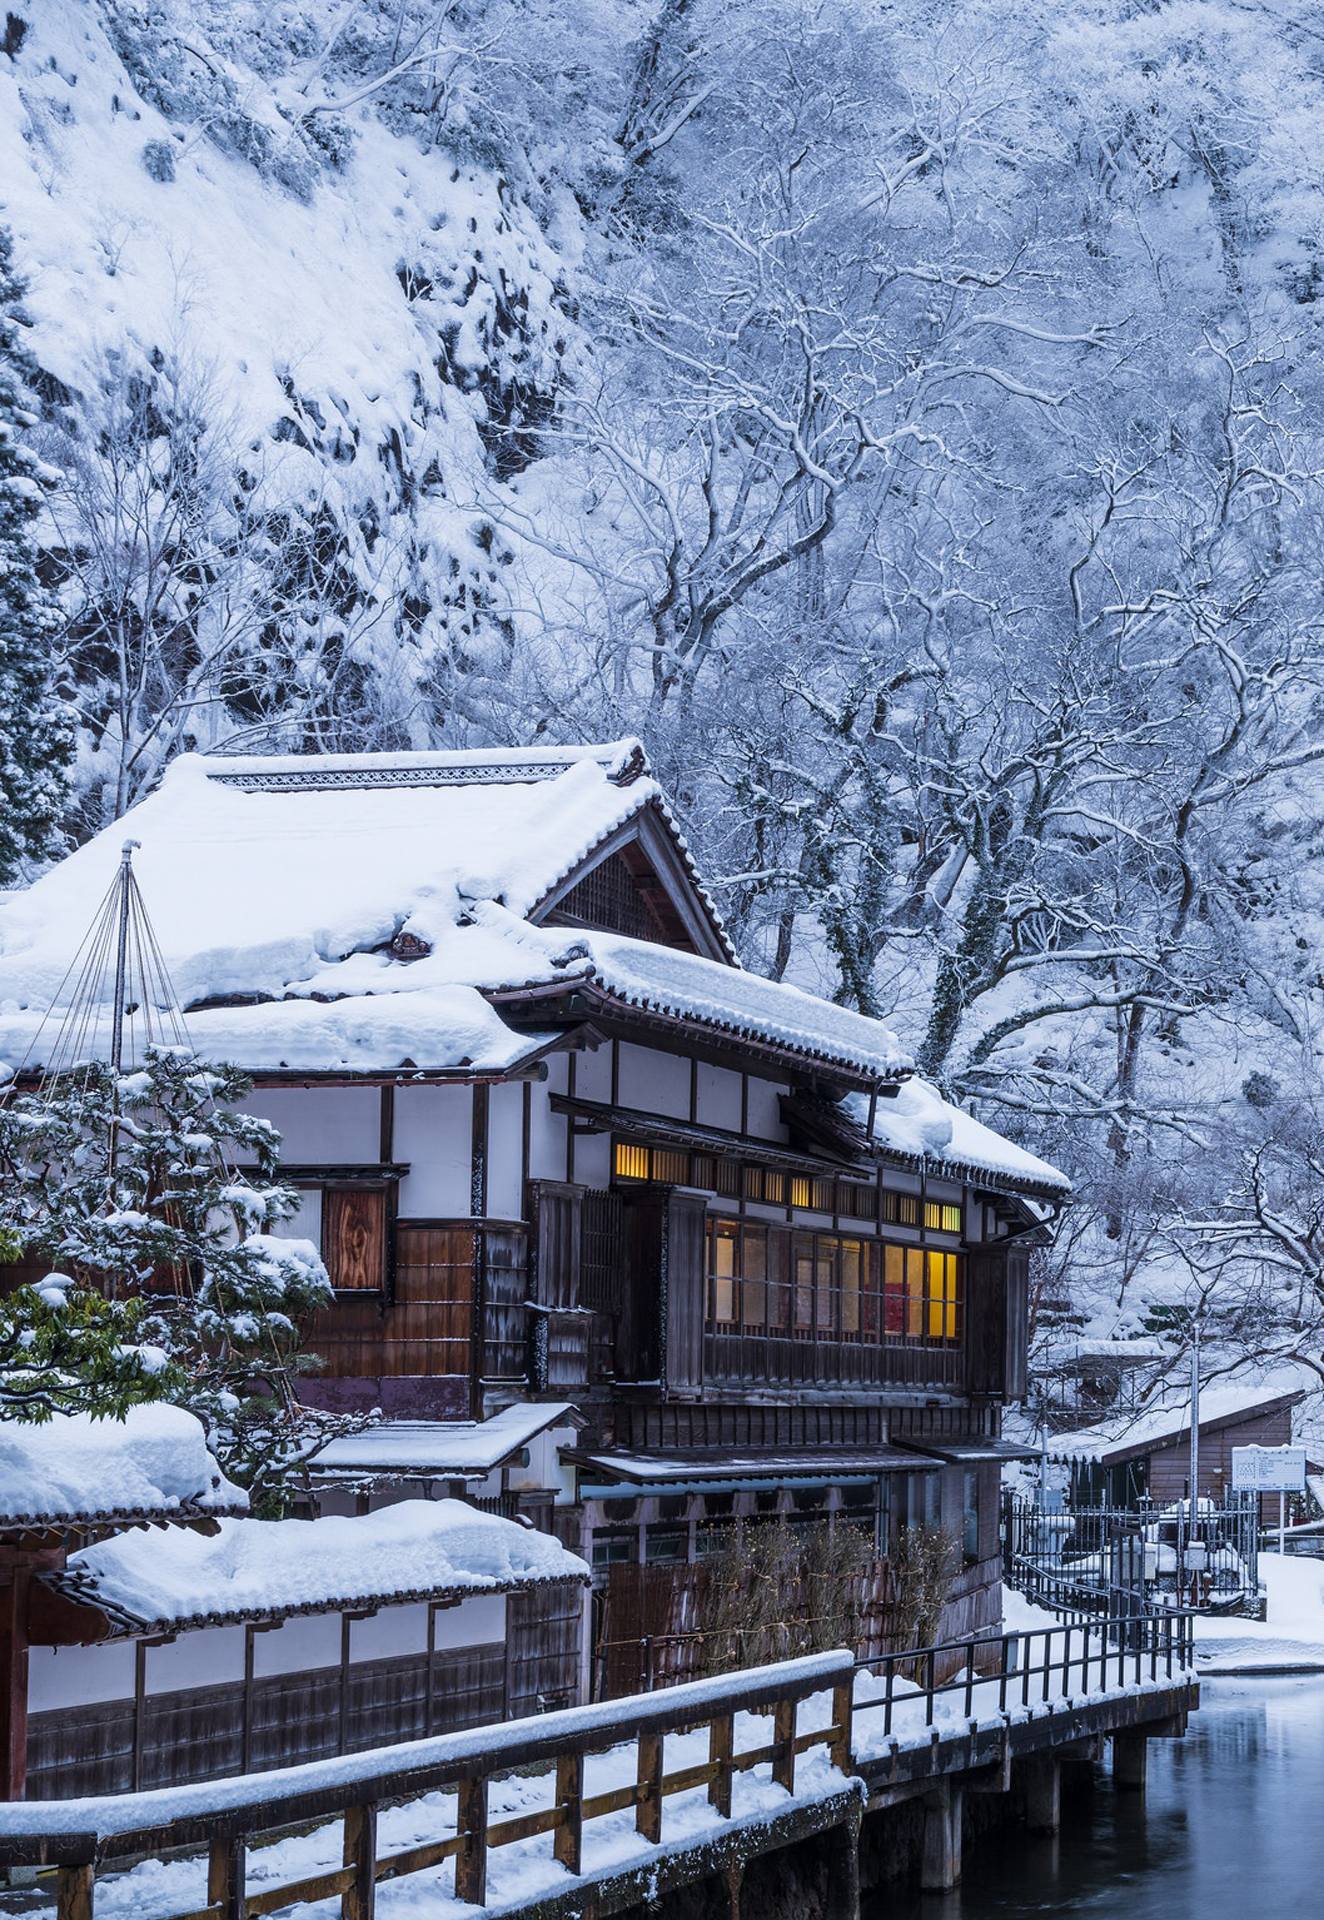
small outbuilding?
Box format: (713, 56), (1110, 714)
(1048, 1381), (1306, 1509)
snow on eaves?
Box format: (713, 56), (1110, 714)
(0, 1405), (244, 1530)
(460, 906), (912, 1081)
(1048, 1375), (1310, 1465)
(50, 1499), (589, 1635)
(844, 1078), (1070, 1196)
(309, 1403), (583, 1478)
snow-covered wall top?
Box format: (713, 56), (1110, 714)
(50, 1497), (589, 1633)
(0, 1403), (243, 1528)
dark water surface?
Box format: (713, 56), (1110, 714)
(881, 1677), (1324, 1920)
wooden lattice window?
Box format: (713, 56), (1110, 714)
(550, 853), (658, 942)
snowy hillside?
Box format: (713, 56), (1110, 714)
(5, 0), (1324, 1392)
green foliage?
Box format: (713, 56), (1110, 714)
(0, 227), (73, 883)
(0, 1266), (184, 1422)
(0, 1046), (341, 1504)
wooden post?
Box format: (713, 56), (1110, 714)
(55, 1863), (94, 1920)
(772, 1696), (797, 1794)
(921, 1782), (963, 1891)
(724, 1861), (745, 1920)
(1113, 1732), (1148, 1793)
(636, 1733), (664, 1844)
(554, 1752), (584, 1875)
(709, 1713), (733, 1818)
(455, 1774), (488, 1906)
(208, 1832), (246, 1920)
(827, 1803), (862, 1920)
(0, 1569), (30, 1801)
(830, 1677), (854, 1774)
(1023, 1755), (1061, 1834)
(342, 1801), (377, 1920)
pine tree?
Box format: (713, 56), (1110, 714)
(0, 1046), (343, 1507)
(0, 227), (72, 883)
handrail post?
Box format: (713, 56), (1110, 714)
(208, 1830), (246, 1920)
(709, 1712), (734, 1819)
(637, 1732), (664, 1844)
(830, 1675), (854, 1774)
(554, 1752), (584, 1875)
(772, 1695), (798, 1793)
(925, 1648), (936, 1726)
(342, 1801), (377, 1920)
(56, 1863), (94, 1920)
(998, 1635), (1009, 1713)
(885, 1657), (896, 1736)
(455, 1773), (489, 1907)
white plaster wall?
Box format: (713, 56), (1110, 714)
(487, 1080), (525, 1220)
(515, 1423), (578, 1502)
(528, 1058), (568, 1181)
(572, 1132), (611, 1189)
(617, 1043), (690, 1120)
(252, 1613), (342, 1678)
(29, 1641), (135, 1712)
(242, 1087), (380, 1163)
(148, 1625), (245, 1694)
(744, 1076), (788, 1142)
(434, 1594), (507, 1650)
(695, 1062), (742, 1133)
(395, 1085), (471, 1216)
(351, 1603), (428, 1661)
(574, 1045), (612, 1103)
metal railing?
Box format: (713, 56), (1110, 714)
(1004, 1493), (1259, 1616)
(852, 1608), (1195, 1739)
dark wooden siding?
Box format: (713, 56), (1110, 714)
(1146, 1403), (1296, 1505)
(303, 1223), (476, 1413)
(664, 1192), (707, 1392)
(506, 1582), (583, 1717)
(27, 1644), (507, 1801)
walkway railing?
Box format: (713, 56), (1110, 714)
(0, 1651), (854, 1920)
(0, 1615), (1196, 1919)
(853, 1608), (1195, 1739)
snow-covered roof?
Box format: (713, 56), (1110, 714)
(0, 1405), (244, 1532)
(309, 1403), (583, 1479)
(0, 743), (915, 1085)
(847, 1077), (1070, 1196)
(1049, 1380), (1306, 1466)
(49, 1499), (589, 1634)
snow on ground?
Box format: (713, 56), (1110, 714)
(1194, 1553), (1324, 1674)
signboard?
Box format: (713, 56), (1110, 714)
(1230, 1445), (1307, 1493)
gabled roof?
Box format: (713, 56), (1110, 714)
(47, 1499), (589, 1638)
(0, 742), (911, 1089)
(1049, 1381), (1305, 1467)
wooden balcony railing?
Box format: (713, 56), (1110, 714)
(4, 1651), (853, 1920)
(702, 1329), (964, 1390)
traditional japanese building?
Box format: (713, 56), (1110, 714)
(0, 739), (1069, 1708)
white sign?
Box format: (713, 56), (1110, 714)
(1230, 1445), (1307, 1493)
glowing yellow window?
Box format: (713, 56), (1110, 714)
(711, 1222), (738, 1324)
(906, 1247), (926, 1338)
(790, 1176), (811, 1209)
(614, 1141), (650, 1180)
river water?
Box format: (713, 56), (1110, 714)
(885, 1676), (1324, 1920)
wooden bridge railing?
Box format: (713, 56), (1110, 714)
(0, 1650), (855, 1920)
(854, 1608), (1196, 1739)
